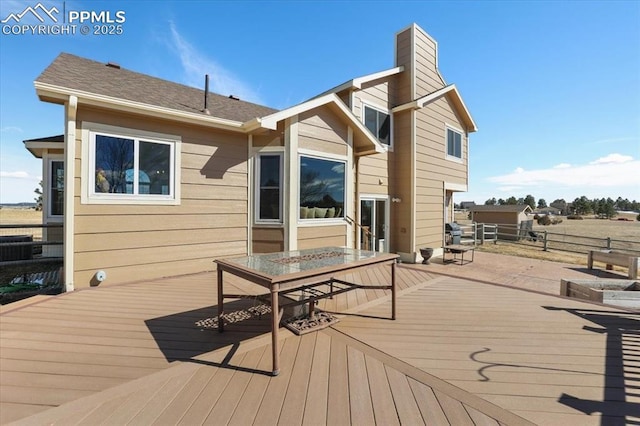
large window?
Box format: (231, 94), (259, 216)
(49, 160), (64, 217)
(446, 128), (463, 160)
(364, 104), (391, 146)
(299, 156), (345, 220)
(90, 131), (175, 202)
(256, 154), (282, 222)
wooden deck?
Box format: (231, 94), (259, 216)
(1, 254), (638, 425)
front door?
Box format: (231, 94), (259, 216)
(360, 197), (388, 252)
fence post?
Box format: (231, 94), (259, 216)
(472, 222), (477, 245)
(606, 237), (611, 251)
(543, 231), (548, 251)
(479, 223), (484, 245)
(493, 225), (497, 244)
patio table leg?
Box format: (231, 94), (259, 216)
(271, 287), (280, 376)
(391, 261), (396, 320)
(217, 268), (224, 333)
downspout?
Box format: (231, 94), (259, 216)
(64, 95), (77, 292)
(247, 134), (253, 255)
(284, 116), (299, 251)
(349, 127), (357, 249)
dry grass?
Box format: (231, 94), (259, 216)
(0, 208), (42, 225)
(455, 211), (639, 268)
(475, 241), (586, 265)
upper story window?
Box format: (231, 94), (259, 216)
(446, 127), (463, 160)
(363, 104), (391, 146)
(299, 155), (345, 220)
(85, 127), (180, 205)
(256, 153), (283, 223)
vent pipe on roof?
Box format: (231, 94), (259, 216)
(203, 74), (210, 115)
(229, 95), (240, 101)
(106, 62), (120, 69)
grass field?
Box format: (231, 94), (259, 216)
(0, 208), (43, 224)
(455, 211), (640, 266)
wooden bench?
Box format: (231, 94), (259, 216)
(587, 250), (639, 279)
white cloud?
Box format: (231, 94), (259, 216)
(589, 153), (633, 165)
(167, 22), (265, 105)
(486, 153), (640, 200)
(0, 171), (38, 179)
(0, 126), (22, 133)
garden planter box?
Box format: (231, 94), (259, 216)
(560, 279), (640, 309)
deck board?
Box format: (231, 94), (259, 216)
(2, 256), (635, 425)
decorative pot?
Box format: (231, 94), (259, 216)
(420, 248), (434, 265)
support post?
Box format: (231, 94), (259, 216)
(271, 287), (280, 376)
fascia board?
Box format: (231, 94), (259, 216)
(257, 93), (385, 155)
(258, 94), (337, 130)
(34, 82), (246, 132)
(393, 84), (478, 133)
(352, 66), (404, 89)
(24, 141), (64, 158)
(311, 66), (404, 99)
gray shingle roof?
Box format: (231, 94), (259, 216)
(36, 53), (277, 122)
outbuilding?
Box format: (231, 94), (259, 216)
(470, 205), (533, 240)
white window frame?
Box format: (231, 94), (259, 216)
(254, 152), (284, 225)
(298, 150), (348, 224)
(81, 123), (181, 205)
(45, 155), (64, 221)
(362, 101), (393, 150)
(445, 125), (464, 163)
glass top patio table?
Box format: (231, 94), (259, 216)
(215, 246), (398, 376)
(216, 246), (398, 285)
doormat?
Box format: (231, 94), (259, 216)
(284, 312), (339, 335)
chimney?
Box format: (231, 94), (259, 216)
(203, 74), (210, 115)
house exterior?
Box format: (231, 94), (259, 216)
(28, 23), (476, 291)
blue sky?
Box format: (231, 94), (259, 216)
(1, 0), (639, 205)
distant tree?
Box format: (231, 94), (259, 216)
(34, 181), (43, 211)
(537, 198), (547, 208)
(550, 199), (567, 214)
(485, 197), (497, 205)
(595, 197), (616, 219)
(505, 196), (518, 205)
(572, 196), (592, 215)
(523, 194), (535, 209)
(497, 198), (506, 205)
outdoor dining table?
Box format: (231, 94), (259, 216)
(215, 247), (398, 376)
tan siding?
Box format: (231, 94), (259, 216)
(358, 153), (389, 196)
(389, 111), (413, 254)
(73, 107), (249, 288)
(252, 227), (284, 253)
(413, 27), (444, 98)
(298, 106), (348, 156)
(415, 98), (468, 188)
(252, 127), (283, 148)
(297, 225), (347, 250)
(395, 28), (412, 104)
